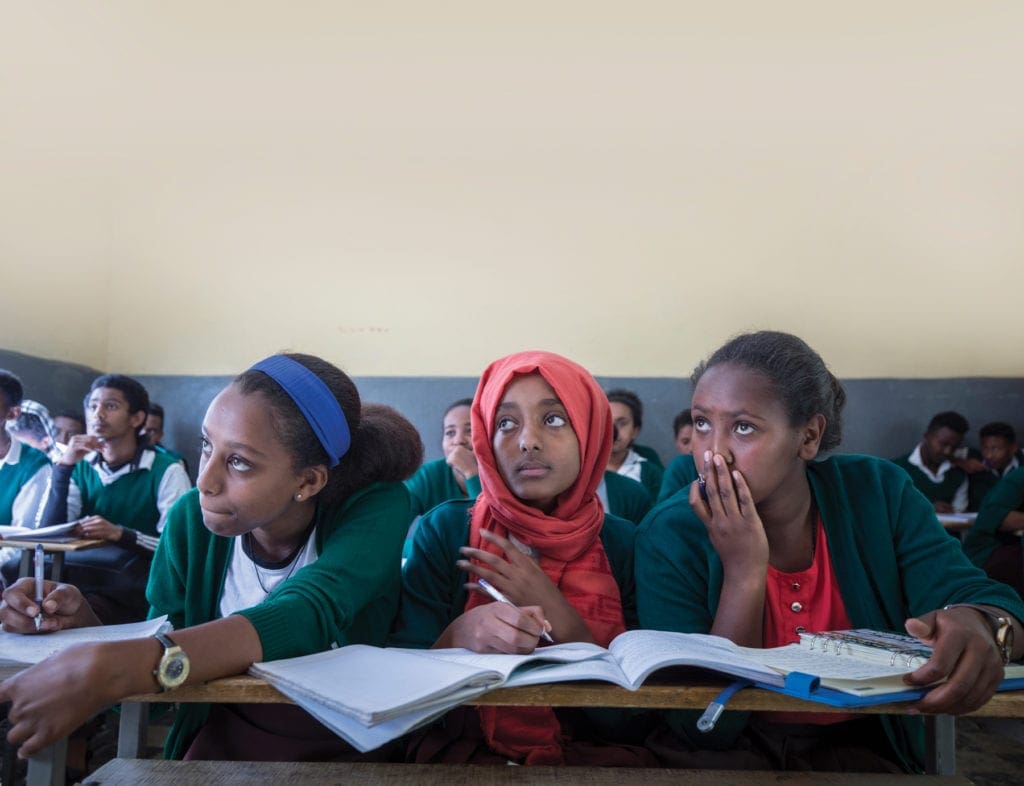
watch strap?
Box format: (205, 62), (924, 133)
(943, 603), (1014, 665)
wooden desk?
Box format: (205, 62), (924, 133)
(10, 670), (1024, 785)
(82, 759), (974, 786)
(6, 538), (105, 582)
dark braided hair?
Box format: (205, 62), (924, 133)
(691, 331), (846, 451)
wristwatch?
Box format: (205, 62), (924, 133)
(153, 632), (190, 691)
(944, 604), (1015, 665)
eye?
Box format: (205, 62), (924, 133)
(444, 428), (455, 438)
(734, 421), (756, 435)
(693, 416), (710, 433)
(200, 436), (212, 454)
(545, 413), (567, 427)
(228, 455), (253, 472)
(496, 416), (516, 432)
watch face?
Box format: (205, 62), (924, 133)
(166, 658), (186, 680)
(160, 651), (190, 688)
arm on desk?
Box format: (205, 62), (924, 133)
(0, 577), (100, 633)
(0, 613), (261, 758)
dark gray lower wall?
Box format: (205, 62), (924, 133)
(3, 349), (1023, 482)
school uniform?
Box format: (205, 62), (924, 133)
(154, 443), (191, 476)
(656, 453), (700, 502)
(598, 471), (652, 525)
(962, 467), (1024, 596)
(968, 457), (1021, 512)
(891, 446), (968, 512)
(0, 438), (51, 527)
(150, 482), (412, 758)
(615, 448), (664, 501)
(632, 443), (665, 470)
(636, 454), (1024, 772)
(403, 458), (482, 516)
(40, 447), (191, 621)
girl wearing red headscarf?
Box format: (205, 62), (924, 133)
(391, 350), (650, 766)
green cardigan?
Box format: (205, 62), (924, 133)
(963, 466), (1024, 567)
(604, 471), (652, 525)
(891, 452), (966, 507)
(390, 499), (639, 650)
(636, 454), (1024, 772)
(404, 458), (482, 516)
(0, 442), (49, 526)
(656, 453), (700, 503)
(148, 482), (411, 758)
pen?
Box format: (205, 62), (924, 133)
(476, 578), (554, 643)
(697, 473), (709, 502)
(34, 543), (45, 631)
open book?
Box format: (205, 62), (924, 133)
(0, 616), (169, 666)
(0, 521), (81, 541)
(250, 628), (1024, 751)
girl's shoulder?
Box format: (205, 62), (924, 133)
(635, 489), (705, 545)
(807, 453), (913, 492)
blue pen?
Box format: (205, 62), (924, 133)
(33, 543), (45, 631)
(477, 578), (555, 643)
(697, 473), (709, 502)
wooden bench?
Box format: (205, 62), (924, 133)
(80, 759), (975, 786)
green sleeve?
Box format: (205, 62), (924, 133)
(239, 482), (411, 661)
(964, 468), (1024, 566)
(389, 501), (471, 649)
(145, 491), (195, 630)
(464, 473), (482, 499)
(657, 454), (699, 502)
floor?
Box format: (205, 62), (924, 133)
(955, 717), (1024, 786)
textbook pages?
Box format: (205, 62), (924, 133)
(252, 627), (1024, 751)
(0, 521), (81, 541)
(0, 616), (170, 666)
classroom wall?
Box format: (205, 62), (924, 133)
(2, 3), (1023, 378)
(5, 349), (1023, 476)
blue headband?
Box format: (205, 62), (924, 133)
(249, 356), (351, 467)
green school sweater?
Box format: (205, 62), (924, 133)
(0, 442), (49, 526)
(656, 453), (700, 503)
(148, 482), (411, 758)
(636, 454), (1024, 772)
(891, 452), (965, 506)
(404, 458), (482, 516)
(632, 443), (664, 470)
(71, 450), (181, 536)
(603, 470), (652, 525)
(963, 467), (1024, 567)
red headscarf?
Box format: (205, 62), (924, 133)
(463, 350), (626, 764)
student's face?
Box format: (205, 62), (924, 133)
(53, 415), (85, 445)
(143, 414), (164, 446)
(674, 424), (694, 455)
(196, 384), (311, 538)
(441, 405), (472, 458)
(981, 436), (1016, 473)
(609, 402), (639, 456)
(85, 387), (146, 442)
(921, 427), (962, 467)
(492, 374), (581, 513)
(690, 364), (817, 507)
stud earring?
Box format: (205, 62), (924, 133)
(294, 493), (303, 501)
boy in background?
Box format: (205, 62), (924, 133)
(891, 411), (969, 513)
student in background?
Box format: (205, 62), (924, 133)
(37, 374), (192, 623)
(656, 409), (701, 502)
(53, 411), (86, 451)
(636, 331), (1024, 773)
(8, 400), (62, 463)
(393, 351), (649, 766)
(963, 466), (1024, 598)
(404, 397), (480, 515)
(891, 411), (970, 513)
(605, 389), (663, 500)
(143, 402), (190, 473)
(597, 466), (652, 525)
(673, 409), (694, 455)
(0, 372), (51, 530)
(0, 353), (422, 761)
(968, 422), (1021, 511)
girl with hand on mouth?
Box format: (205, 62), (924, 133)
(0, 353), (422, 762)
(404, 397), (480, 516)
(636, 331), (1024, 773)
(391, 350), (648, 766)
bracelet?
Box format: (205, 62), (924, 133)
(943, 603), (1014, 665)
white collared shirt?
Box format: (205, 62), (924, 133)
(907, 444), (968, 513)
(615, 448), (647, 484)
(1, 438), (52, 528)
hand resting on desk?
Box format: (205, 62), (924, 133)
(904, 605), (1021, 715)
(0, 577), (100, 634)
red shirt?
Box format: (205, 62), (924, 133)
(762, 514), (854, 724)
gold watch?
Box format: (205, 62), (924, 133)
(153, 632), (190, 691)
(943, 604), (1014, 665)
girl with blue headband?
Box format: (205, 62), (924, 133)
(0, 353), (423, 761)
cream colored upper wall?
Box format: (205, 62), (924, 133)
(2, 2), (1021, 377)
